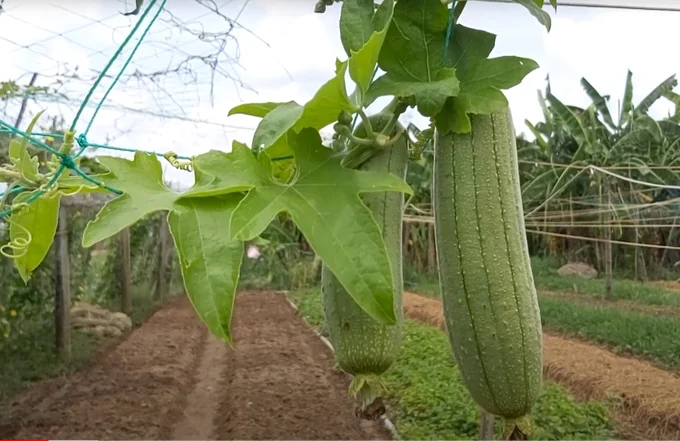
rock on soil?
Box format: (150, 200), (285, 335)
(70, 302), (132, 338)
(557, 262), (598, 279)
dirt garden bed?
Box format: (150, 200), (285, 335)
(0, 292), (388, 440)
(403, 291), (680, 440)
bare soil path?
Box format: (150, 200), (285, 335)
(169, 331), (227, 440)
(403, 291), (680, 440)
(1, 292), (388, 440)
(214, 290), (387, 440)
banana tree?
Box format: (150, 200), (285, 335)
(520, 72), (680, 290)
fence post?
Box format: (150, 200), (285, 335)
(155, 212), (169, 300)
(54, 205), (71, 359)
(604, 186), (613, 300)
(427, 223), (437, 275)
(120, 227), (132, 314)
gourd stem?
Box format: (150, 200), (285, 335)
(479, 410), (495, 440)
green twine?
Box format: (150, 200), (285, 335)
(83, 142), (191, 160)
(0, 120), (61, 156)
(0, 0), (168, 218)
(69, 0), (163, 133)
(82, 0), (167, 137)
(443, 0), (456, 63)
(0, 130), (64, 138)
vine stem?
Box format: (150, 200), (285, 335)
(357, 109), (375, 137)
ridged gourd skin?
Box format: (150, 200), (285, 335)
(322, 112), (407, 378)
(432, 106), (543, 419)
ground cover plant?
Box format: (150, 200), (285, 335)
(539, 296), (680, 369)
(289, 287), (615, 441)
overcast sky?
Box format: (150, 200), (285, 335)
(1, 0), (680, 188)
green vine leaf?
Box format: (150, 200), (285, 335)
(342, 0), (395, 103)
(365, 0), (459, 117)
(231, 128), (412, 325)
(10, 190), (61, 282)
(81, 152), (246, 344)
(8, 139), (39, 183)
(435, 25), (539, 133)
(339, 0), (375, 56)
(251, 102), (304, 152)
(512, 0), (552, 31)
(82, 152), (178, 247)
(296, 60), (357, 132)
(228, 102), (284, 118)
(182, 128), (413, 325)
(181, 143), (260, 198)
(58, 175), (110, 194)
(169, 195), (244, 345)
(228, 61), (356, 156)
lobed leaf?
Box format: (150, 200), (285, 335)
(169, 195), (244, 345)
(10, 190), (61, 282)
(234, 62), (356, 156)
(367, 0), (459, 117)
(435, 26), (538, 133)
(228, 102), (285, 118)
(82, 152), (178, 247)
(82, 151), (248, 344)
(340, 0), (375, 55)
(181, 128), (412, 325)
(512, 0), (551, 31)
(347, 0), (395, 102)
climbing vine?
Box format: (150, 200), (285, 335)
(0, 0), (553, 344)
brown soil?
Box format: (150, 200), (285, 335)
(169, 331), (227, 440)
(1, 293), (388, 440)
(540, 291), (680, 320)
(653, 280), (680, 293)
(403, 291), (680, 440)
(214, 291), (388, 440)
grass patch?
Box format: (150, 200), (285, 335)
(407, 257), (680, 312)
(531, 257), (680, 309)
(288, 288), (615, 441)
(408, 276), (680, 369)
(0, 282), (174, 414)
(540, 296), (680, 369)
(0, 318), (96, 409)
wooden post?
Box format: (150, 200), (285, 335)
(604, 185), (613, 300)
(427, 223), (437, 275)
(402, 221), (410, 265)
(54, 205), (71, 359)
(155, 213), (169, 300)
(120, 227), (132, 315)
(479, 409), (495, 440)
(15, 73), (38, 128)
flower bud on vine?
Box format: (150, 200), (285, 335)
(338, 110), (353, 126)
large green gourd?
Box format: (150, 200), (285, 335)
(322, 111), (407, 413)
(432, 106), (543, 424)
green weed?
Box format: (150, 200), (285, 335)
(540, 297), (680, 369)
(288, 288), (616, 441)
(531, 257), (680, 309)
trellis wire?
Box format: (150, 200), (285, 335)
(0, 0), (186, 219)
